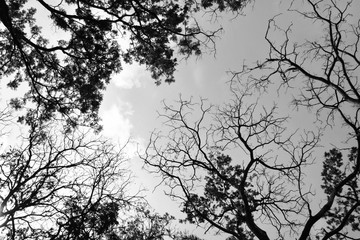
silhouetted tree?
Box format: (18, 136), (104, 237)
(0, 0), (251, 129)
(0, 107), (206, 240)
(117, 202), (204, 240)
(320, 147), (360, 239)
(0, 114), (134, 239)
(117, 203), (175, 240)
(142, 1), (360, 239)
(143, 89), (305, 240)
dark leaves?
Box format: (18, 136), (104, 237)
(181, 154), (257, 239)
(321, 148), (360, 238)
(0, 0), (251, 130)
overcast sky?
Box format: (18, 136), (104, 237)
(99, 0), (275, 205)
(95, 0), (360, 238)
(96, 0), (306, 238)
(1, 0), (358, 239)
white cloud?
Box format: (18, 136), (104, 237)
(100, 101), (146, 159)
(113, 63), (150, 89)
(101, 103), (133, 143)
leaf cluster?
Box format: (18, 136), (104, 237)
(182, 154), (256, 240)
(321, 148), (360, 239)
(0, 0), (250, 129)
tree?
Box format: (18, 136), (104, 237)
(0, 111), (134, 239)
(142, 0), (360, 239)
(52, 199), (122, 240)
(0, 107), (206, 240)
(116, 202), (204, 240)
(143, 89), (310, 240)
(321, 147), (360, 239)
(0, 0), (251, 129)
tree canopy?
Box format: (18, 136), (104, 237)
(2, 0), (360, 239)
(0, 1), (253, 239)
(0, 109), (132, 239)
(0, 0), (250, 130)
(142, 0), (360, 239)
(0, 106), (207, 239)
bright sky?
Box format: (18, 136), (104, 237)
(1, 0), (358, 239)
(97, 0), (360, 238)
(97, 0), (308, 238)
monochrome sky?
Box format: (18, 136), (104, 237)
(1, 0), (358, 239)
(99, 0), (283, 217)
(96, 0), (360, 238)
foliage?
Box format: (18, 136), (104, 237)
(0, 1), (256, 238)
(320, 148), (360, 239)
(117, 203), (174, 240)
(0, 0), (251, 129)
(143, 0), (360, 240)
(53, 200), (121, 240)
(143, 89), (308, 240)
(0, 110), (133, 239)
(101, 201), (204, 240)
(0, 107), (203, 240)
(182, 154), (256, 240)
